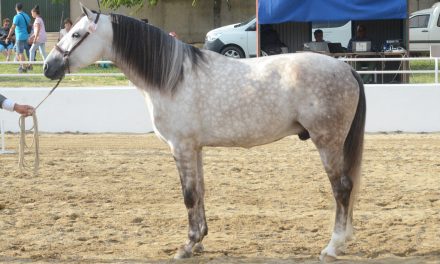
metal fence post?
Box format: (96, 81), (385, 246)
(436, 58), (439, 84)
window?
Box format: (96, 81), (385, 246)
(409, 15), (430, 28)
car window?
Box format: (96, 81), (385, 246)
(235, 16), (256, 28)
(246, 22), (256, 31)
(409, 14), (430, 28)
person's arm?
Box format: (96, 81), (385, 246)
(0, 94), (15, 112)
(0, 94), (34, 116)
(5, 24), (16, 43)
(0, 94), (7, 108)
(347, 39), (353, 52)
(33, 20), (41, 44)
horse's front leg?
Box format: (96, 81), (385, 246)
(172, 145), (207, 259)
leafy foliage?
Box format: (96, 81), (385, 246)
(99, 0), (156, 9)
(51, 0), (217, 9)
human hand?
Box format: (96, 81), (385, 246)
(14, 104), (34, 117)
(5, 37), (9, 44)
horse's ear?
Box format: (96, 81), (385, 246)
(79, 2), (94, 21)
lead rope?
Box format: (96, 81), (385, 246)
(18, 78), (63, 174)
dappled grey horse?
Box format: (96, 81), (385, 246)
(44, 4), (366, 261)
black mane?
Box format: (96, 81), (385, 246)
(111, 14), (204, 93)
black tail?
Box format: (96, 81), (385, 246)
(344, 69), (366, 217)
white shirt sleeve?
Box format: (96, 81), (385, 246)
(2, 98), (16, 112)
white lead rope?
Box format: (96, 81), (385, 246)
(18, 78), (63, 174)
(18, 113), (39, 174)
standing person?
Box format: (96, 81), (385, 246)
(5, 2), (31, 73)
(0, 18), (15, 61)
(29, 5), (47, 70)
(0, 94), (34, 116)
(59, 18), (72, 40)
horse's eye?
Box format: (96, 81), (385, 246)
(72, 32), (80, 38)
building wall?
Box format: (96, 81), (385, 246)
(2, 0), (434, 42)
(71, 0), (255, 43)
(408, 0), (440, 13)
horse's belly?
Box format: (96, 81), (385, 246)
(201, 119), (303, 148)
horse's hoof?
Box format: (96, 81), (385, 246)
(335, 245), (347, 255)
(193, 243), (204, 253)
(319, 252), (338, 263)
(174, 247), (192, 259)
(345, 233), (355, 241)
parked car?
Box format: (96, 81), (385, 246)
(409, 3), (440, 52)
(204, 17), (257, 58)
(204, 17), (290, 58)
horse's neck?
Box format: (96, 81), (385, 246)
(106, 50), (149, 91)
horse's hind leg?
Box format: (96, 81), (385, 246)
(172, 146), (208, 259)
(314, 141), (353, 261)
(193, 150), (208, 254)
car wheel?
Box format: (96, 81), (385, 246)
(221, 46), (245, 58)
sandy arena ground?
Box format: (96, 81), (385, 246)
(0, 133), (439, 263)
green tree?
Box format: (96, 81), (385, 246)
(100, 0), (230, 28)
(52, 0), (231, 28)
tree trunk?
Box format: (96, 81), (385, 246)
(213, 0), (222, 28)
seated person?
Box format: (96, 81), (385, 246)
(260, 24), (287, 55)
(313, 29), (329, 43)
(347, 25), (372, 52)
(59, 18), (73, 40)
(0, 18), (14, 61)
(347, 25), (375, 83)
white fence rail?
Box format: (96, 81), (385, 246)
(0, 61), (123, 78)
(338, 56), (440, 83)
(0, 57), (439, 82)
(1, 58), (440, 134)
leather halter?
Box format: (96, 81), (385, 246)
(55, 13), (101, 73)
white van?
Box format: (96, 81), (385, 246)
(409, 3), (440, 52)
(204, 17), (257, 58)
(204, 18), (351, 57)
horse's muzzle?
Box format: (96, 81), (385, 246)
(44, 58), (66, 80)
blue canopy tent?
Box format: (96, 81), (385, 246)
(256, 0), (408, 52)
(258, 0), (408, 24)
(256, 0), (409, 84)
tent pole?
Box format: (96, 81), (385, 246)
(256, 0), (260, 57)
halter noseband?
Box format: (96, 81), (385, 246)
(55, 13), (100, 73)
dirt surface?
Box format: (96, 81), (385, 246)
(0, 133), (439, 263)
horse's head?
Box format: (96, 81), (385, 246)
(44, 3), (112, 80)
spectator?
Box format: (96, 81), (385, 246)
(169, 31), (178, 39)
(59, 18), (72, 40)
(0, 18), (15, 61)
(313, 29), (329, 43)
(5, 2), (31, 73)
(347, 25), (372, 52)
(0, 94), (34, 116)
(347, 25), (375, 83)
(28, 5), (47, 69)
